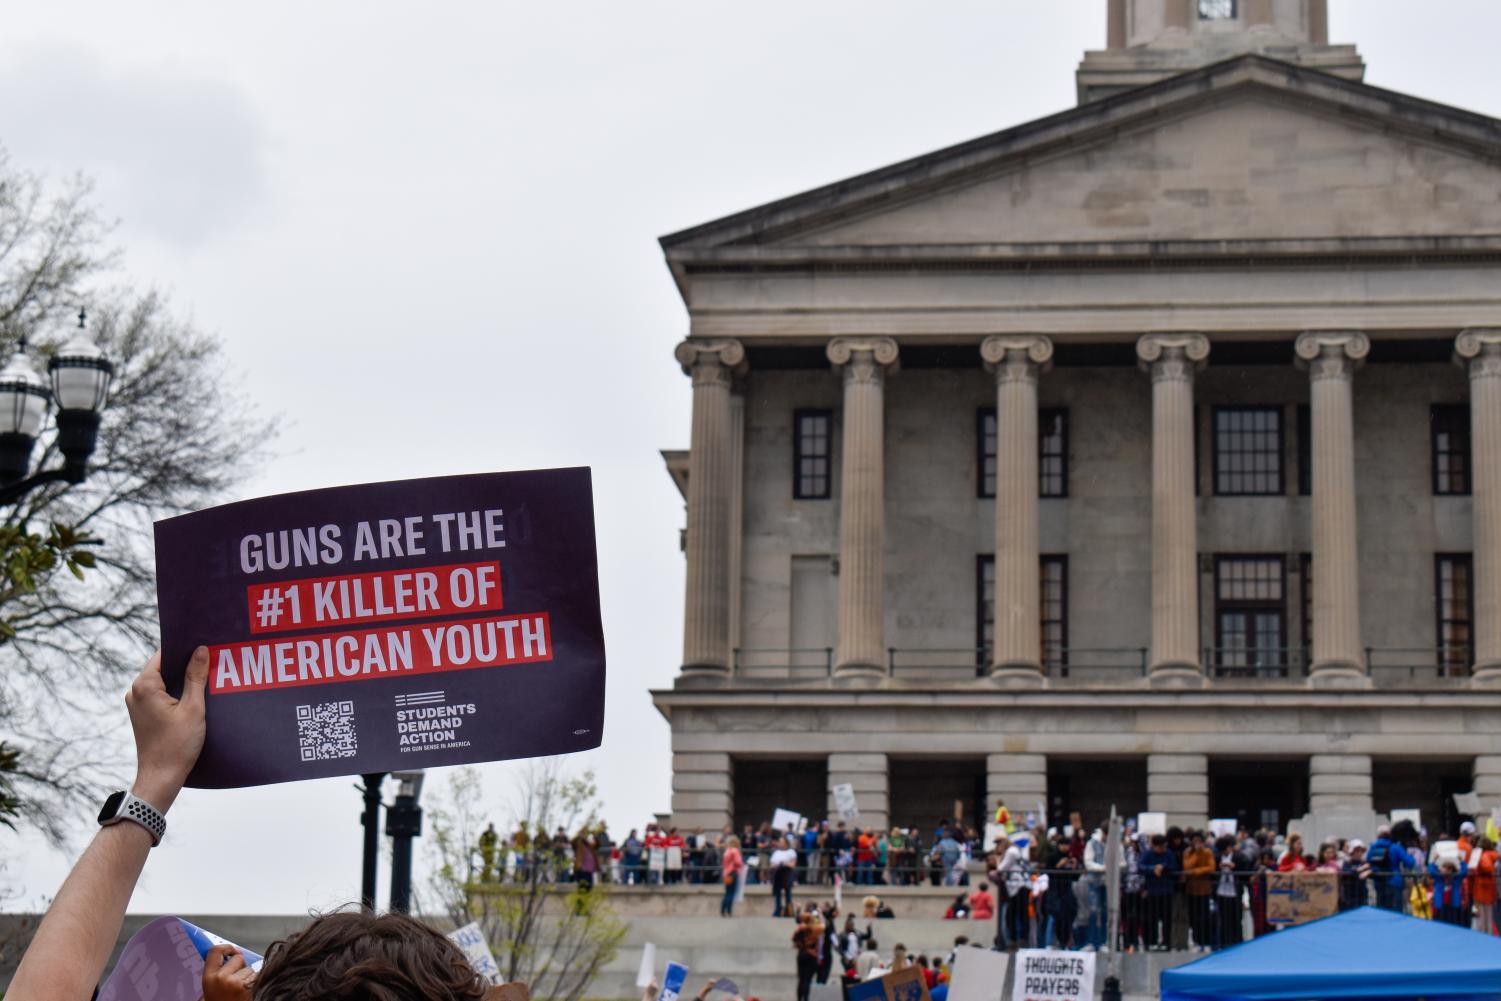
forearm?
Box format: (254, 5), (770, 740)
(7, 820), (154, 1001)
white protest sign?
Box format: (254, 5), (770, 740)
(1011, 949), (1095, 1001)
(1454, 790), (1484, 814)
(948, 945), (1010, 1001)
(833, 783), (860, 821)
(984, 822), (1008, 852)
(666, 846), (683, 870)
(1209, 818), (1237, 839)
(1390, 808), (1422, 829)
(649, 847), (666, 874)
(447, 922), (501, 985)
(1136, 812), (1167, 836)
(636, 942), (657, 989)
(772, 807), (804, 834)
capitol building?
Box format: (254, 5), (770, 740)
(653, 0), (1501, 840)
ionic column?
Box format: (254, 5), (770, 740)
(1308, 754), (1373, 814)
(674, 340), (746, 679)
(1147, 753), (1208, 831)
(1456, 330), (1501, 685)
(1310, 0), (1329, 44)
(981, 336), (1054, 687)
(1137, 334), (1210, 687)
(728, 386), (746, 654)
(827, 753), (890, 831)
(827, 337), (899, 683)
(1474, 755), (1501, 803)
(1295, 332), (1369, 686)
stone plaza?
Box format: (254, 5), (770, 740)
(654, 0), (1501, 840)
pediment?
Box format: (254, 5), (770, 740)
(782, 93), (1501, 246)
(661, 56), (1501, 259)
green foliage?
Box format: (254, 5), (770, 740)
(0, 523), (99, 640)
(425, 762), (625, 1001)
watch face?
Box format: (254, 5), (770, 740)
(1198, 0), (1236, 19)
(98, 790), (125, 824)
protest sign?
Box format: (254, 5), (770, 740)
(448, 922), (501, 984)
(1390, 808), (1422, 829)
(1208, 818), (1237, 839)
(666, 845), (684, 870)
(984, 822), (1007, 852)
(649, 847), (667, 876)
(154, 468), (605, 788)
(1011, 949), (1095, 1001)
(1454, 790), (1484, 814)
(636, 942), (657, 989)
(1266, 871), (1338, 926)
(848, 965), (931, 1001)
(948, 945), (1010, 1001)
(1135, 812), (1167, 836)
(833, 782), (860, 821)
(772, 807), (804, 834)
(99, 916), (263, 1001)
(658, 961), (689, 1001)
(712, 978), (741, 995)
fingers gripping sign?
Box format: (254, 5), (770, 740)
(125, 646), (210, 813)
(202, 943), (255, 1001)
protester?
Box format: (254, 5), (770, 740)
(1139, 833), (1179, 951)
(771, 837), (799, 917)
(1212, 835), (1245, 948)
(1181, 830), (1215, 951)
(1474, 837), (1499, 935)
(791, 912), (820, 1001)
(1278, 834), (1311, 872)
(855, 937), (882, 980)
(720, 835), (745, 917)
(6, 648), (520, 1001)
(1339, 840), (1371, 912)
(969, 881), (995, 921)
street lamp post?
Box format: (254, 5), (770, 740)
(386, 770), (425, 914)
(0, 309), (113, 505)
(359, 772), (386, 912)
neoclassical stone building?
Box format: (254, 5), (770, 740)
(654, 0), (1501, 839)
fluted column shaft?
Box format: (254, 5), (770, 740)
(827, 337), (899, 682)
(1457, 330), (1501, 683)
(674, 340), (745, 677)
(1137, 335), (1209, 684)
(982, 336), (1054, 685)
(1296, 332), (1369, 683)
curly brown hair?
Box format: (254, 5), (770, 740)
(252, 910), (488, 1001)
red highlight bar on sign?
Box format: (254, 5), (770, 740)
(245, 561), (503, 635)
(210, 612), (551, 694)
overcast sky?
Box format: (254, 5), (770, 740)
(4, 1), (1498, 915)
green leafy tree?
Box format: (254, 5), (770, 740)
(0, 151), (273, 842)
(425, 762), (625, 1001)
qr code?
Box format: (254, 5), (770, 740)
(296, 701), (357, 762)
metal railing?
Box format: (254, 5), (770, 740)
(1203, 647), (1307, 679)
(732, 647), (832, 678)
(1365, 646), (1472, 681)
(887, 647), (1149, 681)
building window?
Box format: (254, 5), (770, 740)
(1198, 0), (1236, 19)
(1299, 553), (1312, 669)
(1213, 556), (1286, 676)
(1431, 405), (1471, 496)
(792, 409), (831, 499)
(1213, 406), (1283, 496)
(978, 408), (1069, 498)
(1296, 405), (1311, 496)
(1041, 556), (1068, 674)
(977, 555), (1069, 674)
(1436, 554), (1474, 676)
(1040, 409), (1068, 498)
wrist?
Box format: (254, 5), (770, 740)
(130, 771), (183, 814)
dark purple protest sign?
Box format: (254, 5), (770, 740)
(154, 468), (604, 788)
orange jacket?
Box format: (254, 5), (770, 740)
(1182, 847), (1216, 895)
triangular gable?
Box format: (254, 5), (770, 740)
(660, 55), (1501, 255)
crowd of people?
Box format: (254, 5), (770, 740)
(788, 900), (976, 1001)
(473, 802), (1501, 954)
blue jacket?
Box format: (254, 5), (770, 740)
(1384, 842), (1420, 889)
(1139, 848), (1180, 896)
(1429, 861), (1469, 909)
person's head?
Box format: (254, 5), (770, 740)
(916, 955), (929, 969)
(1347, 840), (1366, 859)
(978, 882), (988, 893)
(866, 938), (878, 953)
(1391, 819), (1420, 846)
(628, 828), (638, 838)
(1462, 821), (1478, 838)
(954, 935), (969, 947)
(1190, 831), (1204, 848)
(1440, 858), (1459, 874)
(1214, 835), (1235, 855)
(1287, 834), (1303, 853)
(254, 911), (487, 1001)
(1151, 834), (1167, 849)
(1320, 842), (1338, 862)
(726, 834), (740, 849)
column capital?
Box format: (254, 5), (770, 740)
(1456, 328), (1501, 378)
(1295, 331), (1369, 380)
(980, 335), (1053, 381)
(827, 336), (899, 379)
(674, 339), (746, 384)
(1136, 333), (1209, 380)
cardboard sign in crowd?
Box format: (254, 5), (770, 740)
(155, 468), (606, 788)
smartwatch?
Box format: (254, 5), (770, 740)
(98, 790), (166, 846)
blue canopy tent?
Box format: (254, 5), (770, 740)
(1160, 907), (1501, 1001)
